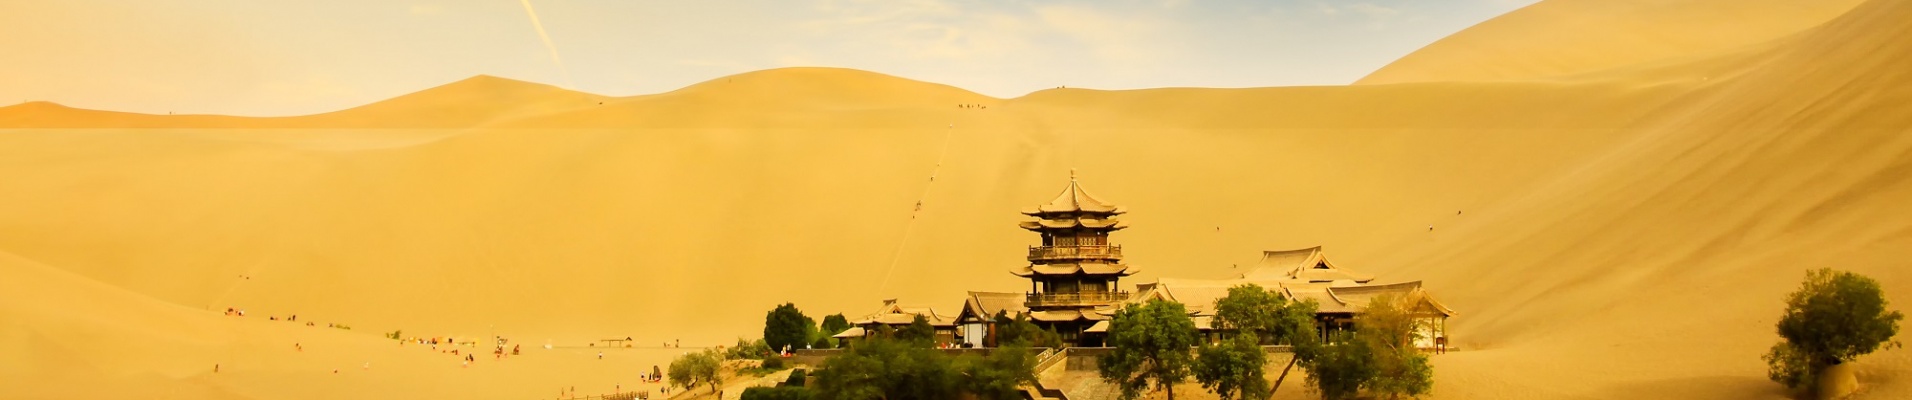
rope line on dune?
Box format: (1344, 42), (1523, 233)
(874, 120), (960, 297)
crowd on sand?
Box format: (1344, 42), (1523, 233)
(217, 303), (680, 399)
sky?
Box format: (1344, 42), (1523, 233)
(0, 0), (1539, 117)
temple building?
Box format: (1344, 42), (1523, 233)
(839, 299), (960, 347)
(958, 175), (1137, 346)
(944, 176), (1456, 350)
(1104, 246), (1457, 349)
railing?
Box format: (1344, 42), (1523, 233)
(1027, 245), (1123, 261)
(1034, 347), (1068, 374)
(1026, 291), (1130, 307)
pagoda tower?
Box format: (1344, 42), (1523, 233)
(1011, 173), (1138, 342)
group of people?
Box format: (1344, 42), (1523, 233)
(957, 103), (987, 109)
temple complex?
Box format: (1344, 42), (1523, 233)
(947, 175), (1454, 349)
(839, 299), (960, 347)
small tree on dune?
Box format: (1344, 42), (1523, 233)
(1764, 268), (1903, 392)
(1099, 298), (1201, 400)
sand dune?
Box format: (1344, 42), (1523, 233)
(2, 0), (1910, 398)
(1358, 0), (1868, 85)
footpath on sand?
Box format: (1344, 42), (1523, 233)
(666, 366), (794, 400)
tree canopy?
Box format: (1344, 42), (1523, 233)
(1193, 334), (1269, 400)
(1764, 268), (1903, 390)
(668, 349), (724, 394)
(812, 336), (1036, 400)
(1196, 284), (1322, 400)
(821, 314), (852, 336)
(1099, 299), (1200, 400)
(895, 314), (938, 346)
(991, 311), (1062, 348)
(1299, 294), (1433, 400)
(765, 303), (813, 354)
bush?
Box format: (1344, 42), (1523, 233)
(727, 338), (775, 360)
(740, 386), (813, 400)
(385, 330), (403, 340)
(812, 336), (1034, 400)
(1765, 268), (1904, 391)
(811, 336), (835, 350)
(761, 356), (786, 370)
(783, 369), (807, 387)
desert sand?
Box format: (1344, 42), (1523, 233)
(3, 0), (1910, 398)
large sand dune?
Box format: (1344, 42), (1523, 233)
(3, 0), (1910, 398)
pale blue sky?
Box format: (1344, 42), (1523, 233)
(0, 0), (1537, 116)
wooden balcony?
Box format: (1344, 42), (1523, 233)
(1027, 245), (1123, 262)
(1026, 290), (1130, 307)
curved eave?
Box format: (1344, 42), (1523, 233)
(1019, 219), (1129, 231)
(1010, 264), (1138, 277)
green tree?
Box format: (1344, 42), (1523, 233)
(669, 349), (725, 394)
(1357, 294), (1432, 399)
(991, 311), (1061, 348)
(1205, 283), (1323, 395)
(765, 303), (813, 354)
(821, 314), (852, 336)
(813, 336), (960, 400)
(727, 338), (775, 360)
(1764, 268), (1904, 390)
(1302, 294), (1432, 400)
(1306, 332), (1374, 400)
(1193, 334), (1269, 400)
(1099, 299), (1200, 400)
(811, 335), (836, 350)
(957, 345), (1039, 400)
(896, 314), (938, 346)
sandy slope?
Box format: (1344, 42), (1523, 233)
(1357, 0), (1868, 85)
(3, 0), (1911, 398)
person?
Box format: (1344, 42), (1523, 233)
(597, 352), (604, 360)
(295, 343), (302, 352)
(214, 364), (219, 373)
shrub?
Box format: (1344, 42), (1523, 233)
(727, 338), (775, 360)
(761, 356), (785, 370)
(782, 369), (807, 387)
(1764, 268), (1903, 391)
(740, 386), (813, 400)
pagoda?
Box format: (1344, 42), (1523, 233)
(1009, 173), (1138, 342)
